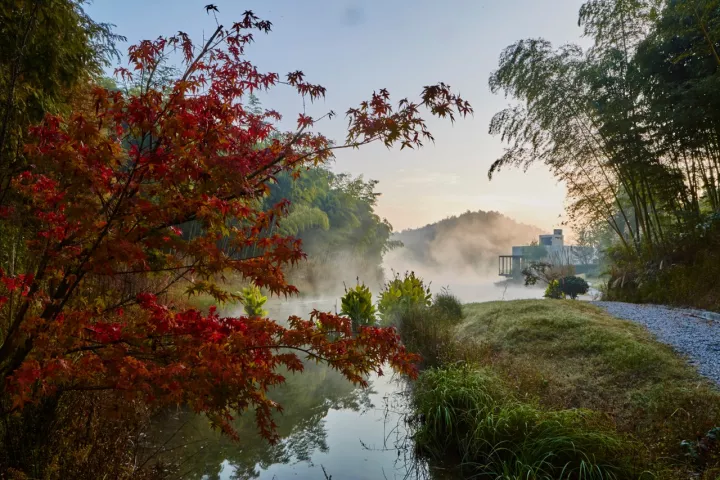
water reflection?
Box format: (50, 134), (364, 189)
(144, 297), (432, 480)
(148, 361), (378, 479)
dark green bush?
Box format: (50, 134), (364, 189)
(432, 287), (464, 323)
(560, 275), (589, 299)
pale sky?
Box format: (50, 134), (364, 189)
(87, 0), (590, 233)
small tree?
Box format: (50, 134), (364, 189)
(0, 8), (471, 445)
(239, 284), (268, 318)
(340, 280), (376, 332)
(377, 271), (432, 325)
(544, 280), (566, 299)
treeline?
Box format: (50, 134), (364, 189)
(263, 168), (399, 295)
(177, 162), (397, 296)
(489, 0), (720, 310)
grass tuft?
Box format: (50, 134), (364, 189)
(433, 287), (464, 322)
(413, 365), (637, 479)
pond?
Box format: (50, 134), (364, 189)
(147, 297), (432, 480)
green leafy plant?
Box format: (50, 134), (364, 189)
(239, 284), (268, 318)
(681, 426), (720, 466)
(544, 279), (565, 299)
(340, 280), (376, 331)
(377, 270), (432, 325)
(560, 275), (589, 299)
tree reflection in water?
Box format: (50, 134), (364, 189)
(138, 299), (445, 480)
(142, 359), (373, 479)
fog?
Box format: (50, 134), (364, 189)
(378, 211), (545, 303)
(382, 250), (545, 304)
(278, 210), (551, 303)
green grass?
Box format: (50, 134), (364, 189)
(410, 299), (720, 479)
(394, 300), (466, 369)
(413, 366), (637, 479)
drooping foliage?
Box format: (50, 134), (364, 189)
(0, 9), (472, 471)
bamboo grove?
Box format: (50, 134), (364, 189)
(488, 0), (720, 305)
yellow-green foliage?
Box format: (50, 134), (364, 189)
(340, 281), (376, 330)
(377, 271), (432, 324)
(544, 279), (565, 299)
(239, 284), (268, 318)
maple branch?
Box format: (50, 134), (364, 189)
(90, 263), (211, 276)
(251, 138), (380, 190)
(245, 124), (308, 181)
(181, 25), (224, 84)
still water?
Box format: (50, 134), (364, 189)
(149, 284), (545, 479)
(149, 297), (428, 480)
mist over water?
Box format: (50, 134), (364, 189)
(382, 211), (546, 303)
(382, 252), (544, 303)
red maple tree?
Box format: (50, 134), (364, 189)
(0, 11), (471, 440)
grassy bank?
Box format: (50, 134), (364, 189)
(408, 299), (720, 479)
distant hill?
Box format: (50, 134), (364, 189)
(384, 210), (543, 278)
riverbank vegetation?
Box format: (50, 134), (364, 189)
(406, 299), (720, 479)
(488, 0), (720, 311)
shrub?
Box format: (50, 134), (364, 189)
(522, 262), (576, 287)
(340, 281), (376, 331)
(560, 275), (589, 299)
(396, 306), (454, 368)
(239, 284), (268, 318)
(544, 280), (565, 299)
(433, 287), (464, 323)
(412, 365), (637, 479)
(377, 271), (432, 325)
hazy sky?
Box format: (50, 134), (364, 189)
(88, 0), (590, 233)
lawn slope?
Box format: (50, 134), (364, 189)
(413, 299), (720, 479)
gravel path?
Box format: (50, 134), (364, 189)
(592, 301), (720, 385)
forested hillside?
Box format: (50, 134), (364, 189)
(263, 168), (398, 294)
(387, 210), (542, 276)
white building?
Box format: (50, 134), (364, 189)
(500, 229), (597, 277)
